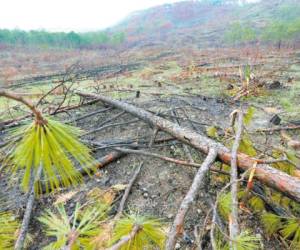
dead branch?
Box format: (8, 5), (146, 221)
(83, 118), (139, 136)
(36, 81), (65, 107)
(93, 151), (127, 172)
(229, 110), (243, 250)
(107, 224), (141, 250)
(1, 98), (102, 130)
(0, 90), (45, 124)
(172, 109), (194, 162)
(112, 147), (228, 175)
(52, 81), (75, 114)
(66, 107), (112, 124)
(96, 111), (126, 128)
(76, 92), (300, 202)
(210, 203), (218, 250)
(280, 130), (300, 150)
(210, 169), (251, 250)
(256, 124), (300, 132)
(115, 147), (203, 168)
(166, 148), (218, 250)
(116, 162), (143, 220)
(15, 165), (43, 250)
(148, 127), (159, 148)
(93, 162), (143, 250)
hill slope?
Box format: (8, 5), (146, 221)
(111, 0), (300, 48)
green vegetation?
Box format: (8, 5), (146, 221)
(39, 203), (165, 249)
(261, 20), (300, 48)
(225, 2), (300, 47)
(111, 214), (166, 250)
(224, 22), (257, 45)
(262, 212), (300, 248)
(215, 228), (260, 250)
(0, 29), (126, 48)
(5, 118), (95, 193)
(0, 212), (20, 249)
(38, 203), (106, 249)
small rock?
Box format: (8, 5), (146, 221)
(167, 213), (174, 219)
(226, 83), (234, 90)
(268, 80), (281, 89)
(151, 195), (157, 199)
(141, 187), (148, 192)
(288, 76), (293, 83)
(143, 192), (149, 199)
(257, 81), (265, 88)
(197, 209), (201, 214)
(135, 90), (140, 98)
(270, 114), (281, 125)
(183, 233), (193, 244)
(117, 160), (120, 164)
(175, 243), (181, 249)
(98, 176), (110, 185)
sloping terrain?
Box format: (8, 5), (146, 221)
(111, 0), (299, 48)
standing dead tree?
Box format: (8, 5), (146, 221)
(76, 91), (300, 203)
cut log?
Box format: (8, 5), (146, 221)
(76, 92), (300, 202)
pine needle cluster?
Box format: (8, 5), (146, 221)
(0, 212), (19, 249)
(4, 118), (95, 193)
(111, 214), (166, 249)
(262, 212), (300, 248)
(38, 203), (107, 249)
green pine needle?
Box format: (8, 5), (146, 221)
(0, 212), (19, 249)
(248, 196), (265, 212)
(238, 134), (257, 157)
(243, 106), (255, 126)
(206, 126), (218, 138)
(4, 118), (95, 193)
(234, 230), (260, 250)
(215, 229), (260, 250)
(262, 212), (300, 248)
(280, 217), (300, 248)
(261, 212), (283, 235)
(218, 191), (245, 220)
(111, 214), (166, 250)
(38, 203), (107, 249)
(218, 192), (232, 219)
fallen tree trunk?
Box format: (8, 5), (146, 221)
(76, 92), (300, 202)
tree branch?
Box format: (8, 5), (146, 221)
(165, 148), (218, 250)
(229, 110), (243, 250)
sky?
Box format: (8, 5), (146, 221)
(0, 0), (183, 32)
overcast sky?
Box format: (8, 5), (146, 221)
(0, 0), (183, 32)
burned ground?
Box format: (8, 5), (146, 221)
(1, 46), (300, 249)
